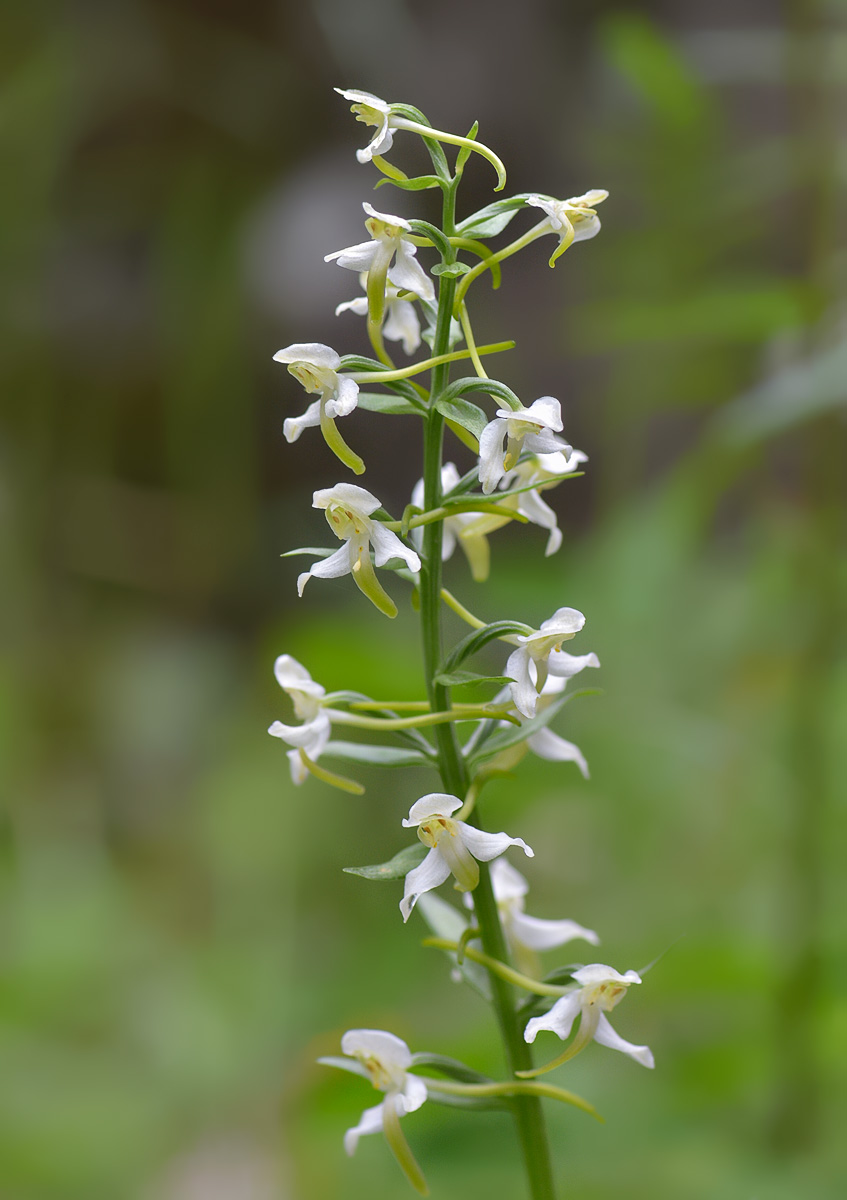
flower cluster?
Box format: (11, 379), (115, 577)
(267, 89), (653, 1196)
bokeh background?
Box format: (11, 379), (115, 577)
(2, 1), (846, 1197)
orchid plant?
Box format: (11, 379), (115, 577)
(271, 90), (653, 1198)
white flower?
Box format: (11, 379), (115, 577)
(500, 448), (588, 555)
(324, 1029), (429, 1155)
(325, 203), (435, 304)
(337, 274), (422, 355)
(478, 397), (570, 495)
(526, 190), (609, 266)
(272, 343), (359, 443)
(524, 964), (655, 1069)
(400, 793), (533, 922)
(297, 483), (421, 618)
(267, 654), (331, 784)
(506, 608), (598, 718)
(468, 859), (599, 977)
(335, 89), (402, 164)
(410, 463), (490, 581)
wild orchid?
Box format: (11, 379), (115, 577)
(271, 89), (655, 1198)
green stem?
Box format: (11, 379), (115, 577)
(418, 181), (558, 1200)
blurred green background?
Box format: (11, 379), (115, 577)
(2, 1), (846, 1197)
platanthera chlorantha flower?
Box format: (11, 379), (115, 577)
(411, 463), (491, 582)
(325, 202), (435, 304)
(267, 654), (330, 784)
(273, 342), (358, 442)
(466, 859), (600, 978)
(337, 274), (422, 355)
(523, 964), (655, 1071)
(320, 1029), (430, 1194)
(334, 89), (403, 163)
(400, 793), (533, 922)
(297, 483), (421, 619)
(505, 607), (599, 719)
(526, 189), (609, 266)
(478, 396), (571, 495)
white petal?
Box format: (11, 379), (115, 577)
(287, 748), (307, 784)
(313, 482), (380, 515)
(341, 1029), (412, 1069)
(572, 964), (642, 988)
(457, 823), (534, 862)
(267, 712), (330, 753)
(524, 429), (570, 455)
(283, 399), (322, 443)
(297, 543), (354, 596)
(490, 858), (529, 902)
(382, 298), (421, 355)
(478, 420), (506, 494)
(363, 201), (412, 230)
(335, 296), (369, 317)
(403, 793), (463, 826)
(335, 88), (391, 114)
(546, 650), (600, 679)
(389, 244), (435, 303)
(324, 240), (380, 272)
(369, 522), (421, 572)
(273, 654), (319, 693)
(510, 911), (599, 951)
(506, 646), (538, 719)
(273, 342), (340, 369)
(525, 195), (559, 226)
(593, 1013), (654, 1068)
(324, 375), (359, 418)
(571, 214), (602, 243)
(526, 728), (589, 778)
(400, 1073), (428, 1114)
(400, 848), (452, 921)
(524, 396), (563, 432)
(344, 1100), (386, 1155)
(539, 607), (586, 638)
(524, 993), (581, 1043)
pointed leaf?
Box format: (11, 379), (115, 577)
(343, 843), (427, 881)
(356, 391), (425, 416)
(323, 740), (431, 768)
(434, 397), (488, 440)
(434, 670), (513, 688)
(409, 1053), (494, 1085)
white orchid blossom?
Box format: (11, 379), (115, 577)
(400, 793), (533, 922)
(524, 964), (655, 1069)
(466, 859), (599, 978)
(297, 483), (421, 618)
(335, 89), (403, 164)
(267, 654), (331, 784)
(337, 273), (422, 355)
(333, 1029), (429, 1154)
(505, 607), (598, 719)
(478, 396), (570, 495)
(272, 342), (359, 444)
(411, 463), (490, 581)
(526, 190), (609, 266)
(325, 203), (435, 304)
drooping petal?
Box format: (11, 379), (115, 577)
(287, 747), (308, 784)
(383, 296), (421, 355)
(401, 847), (452, 921)
(297, 543), (355, 596)
(510, 911), (600, 952)
(506, 645), (538, 718)
(403, 793), (463, 826)
(478, 420), (507, 494)
(524, 428), (571, 456)
(526, 727), (589, 778)
(546, 650), (600, 678)
(399, 1073), (428, 1114)
(335, 295), (369, 318)
(283, 398), (322, 443)
(516, 488), (560, 554)
(369, 522), (422, 572)
(490, 858), (530, 902)
(457, 823), (534, 862)
(324, 374), (360, 418)
(267, 712), (330, 752)
(324, 239), (381, 273)
(593, 1013), (655, 1068)
(344, 1100), (387, 1155)
(389, 242), (435, 303)
(524, 993), (581, 1043)
(523, 395), (563, 432)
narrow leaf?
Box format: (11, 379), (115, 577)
(343, 843), (427, 881)
(434, 670), (512, 688)
(323, 740), (430, 768)
(356, 391), (425, 416)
